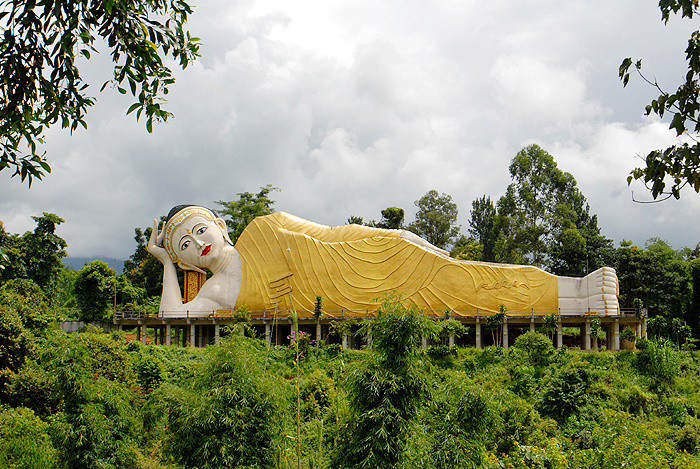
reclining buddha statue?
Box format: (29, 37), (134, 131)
(147, 205), (619, 318)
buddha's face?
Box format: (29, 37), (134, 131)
(162, 206), (232, 271)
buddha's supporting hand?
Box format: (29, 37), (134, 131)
(147, 220), (171, 265)
(558, 267), (620, 314)
(147, 219), (183, 311)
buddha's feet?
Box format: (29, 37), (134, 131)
(558, 267), (619, 315)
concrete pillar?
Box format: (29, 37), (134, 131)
(240, 325), (246, 336)
(136, 324), (141, 342)
(342, 333), (348, 349)
(583, 319), (591, 351)
(189, 324), (196, 348)
(556, 318), (563, 349)
(141, 324), (147, 345)
(214, 324), (220, 344)
(612, 318), (620, 351)
(265, 323), (271, 345)
(475, 317), (482, 349)
(530, 317), (535, 333)
(366, 326), (372, 346)
(502, 319), (509, 349)
(642, 316), (648, 339)
(421, 335), (428, 349)
(165, 324), (172, 346)
(316, 322), (322, 344)
(448, 334), (455, 347)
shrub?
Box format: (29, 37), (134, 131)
(331, 294), (433, 468)
(0, 406), (58, 468)
(155, 336), (283, 468)
(512, 331), (555, 368)
(538, 363), (592, 423)
(636, 338), (681, 391)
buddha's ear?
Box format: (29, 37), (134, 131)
(177, 261), (206, 274)
(215, 217), (234, 246)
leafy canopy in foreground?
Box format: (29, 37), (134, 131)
(619, 0), (700, 200)
(0, 0), (200, 186)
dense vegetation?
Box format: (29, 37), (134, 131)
(2, 289), (700, 468)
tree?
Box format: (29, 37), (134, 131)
(73, 260), (116, 321)
(450, 235), (483, 260)
(0, 213), (67, 293)
(618, 1), (700, 200)
(376, 207), (405, 229)
(123, 224), (164, 297)
(0, 0), (200, 186)
(497, 145), (611, 275)
(215, 185), (279, 244)
(346, 215), (364, 225)
(468, 195), (498, 261)
(409, 190), (460, 250)
(332, 294), (434, 468)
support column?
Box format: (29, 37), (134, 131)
(141, 324), (147, 345)
(189, 323), (196, 348)
(612, 318), (620, 351)
(214, 324), (220, 344)
(366, 326), (372, 346)
(265, 323), (271, 345)
(240, 325), (246, 336)
(530, 317), (535, 333)
(448, 334), (455, 347)
(165, 324), (172, 346)
(556, 318), (563, 349)
(502, 318), (509, 349)
(421, 335), (428, 350)
(642, 316), (648, 339)
(136, 324), (141, 342)
(316, 322), (322, 345)
(342, 333), (348, 349)
(583, 318), (591, 351)
(475, 317), (482, 349)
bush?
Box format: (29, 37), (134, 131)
(636, 338), (681, 391)
(155, 336), (284, 468)
(537, 363), (592, 423)
(0, 406), (58, 468)
(512, 331), (555, 368)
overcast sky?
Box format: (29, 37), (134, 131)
(1, 0), (700, 261)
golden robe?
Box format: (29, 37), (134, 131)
(233, 212), (558, 316)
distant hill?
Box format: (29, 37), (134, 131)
(63, 257), (126, 273)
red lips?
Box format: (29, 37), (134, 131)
(201, 244), (211, 256)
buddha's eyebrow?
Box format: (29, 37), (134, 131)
(179, 223), (207, 245)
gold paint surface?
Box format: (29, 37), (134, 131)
(184, 270), (206, 303)
(234, 212), (558, 316)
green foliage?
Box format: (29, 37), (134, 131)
(427, 374), (491, 468)
(621, 326), (637, 343)
(469, 195), (498, 262)
(0, 278), (55, 331)
(216, 184), (279, 244)
(496, 145), (611, 274)
(537, 363), (592, 423)
(376, 206), (405, 229)
(73, 260), (116, 321)
(512, 331), (555, 368)
(0, 0), (199, 185)
(135, 353), (166, 391)
(0, 406), (58, 468)
(409, 189), (460, 249)
(618, 0), (700, 199)
(154, 336), (283, 468)
(0, 213), (67, 293)
(123, 223), (166, 297)
(450, 235), (483, 261)
(332, 295), (433, 468)
(637, 338), (681, 391)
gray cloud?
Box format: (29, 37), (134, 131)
(1, 0), (698, 260)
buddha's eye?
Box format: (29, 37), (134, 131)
(196, 226), (207, 235)
(180, 240), (190, 251)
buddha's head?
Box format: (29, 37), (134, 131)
(159, 205), (234, 273)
